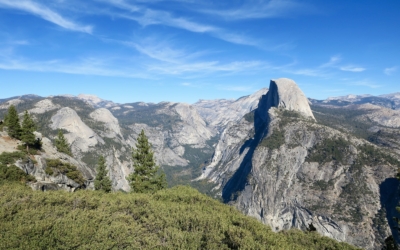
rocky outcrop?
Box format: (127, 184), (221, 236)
(173, 103), (215, 146)
(89, 108), (123, 138)
(50, 107), (104, 153)
(0, 130), (95, 192)
(198, 78), (398, 249)
(193, 88), (268, 131)
(0, 99), (24, 109)
(77, 94), (116, 108)
(29, 99), (60, 114)
(354, 104), (400, 128)
(257, 78), (315, 122)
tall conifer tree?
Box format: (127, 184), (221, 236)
(55, 130), (72, 156)
(21, 111), (36, 153)
(94, 155), (112, 192)
(5, 105), (21, 139)
(127, 130), (167, 193)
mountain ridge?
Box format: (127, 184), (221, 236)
(1, 79), (400, 249)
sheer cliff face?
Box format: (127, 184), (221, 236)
(257, 78), (315, 122)
(199, 79), (399, 249)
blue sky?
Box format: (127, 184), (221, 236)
(0, 0), (399, 104)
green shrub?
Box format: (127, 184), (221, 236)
(259, 128), (285, 150)
(0, 164), (36, 183)
(0, 151), (27, 165)
(16, 144), (40, 155)
(306, 137), (351, 164)
(45, 159), (85, 185)
(0, 183), (359, 250)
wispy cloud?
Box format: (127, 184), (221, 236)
(0, 0), (92, 33)
(351, 80), (381, 88)
(320, 55), (341, 68)
(147, 60), (265, 76)
(384, 66), (397, 75)
(200, 0), (315, 20)
(277, 55), (367, 78)
(115, 37), (268, 76)
(100, 0), (265, 47)
(121, 9), (216, 33)
(101, 0), (216, 33)
(287, 68), (328, 77)
(340, 65), (366, 72)
(0, 52), (151, 78)
(217, 85), (255, 92)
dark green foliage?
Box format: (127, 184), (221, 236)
(383, 235), (398, 250)
(94, 155), (112, 192)
(45, 159), (85, 185)
(5, 105), (21, 139)
(0, 183), (359, 249)
(16, 144), (40, 155)
(127, 130), (167, 193)
(244, 111), (255, 123)
(20, 111), (37, 152)
(278, 109), (306, 128)
(306, 137), (351, 164)
(357, 144), (400, 167)
(259, 128), (285, 150)
(311, 105), (375, 140)
(0, 164), (36, 183)
(0, 151), (27, 165)
(55, 129), (72, 156)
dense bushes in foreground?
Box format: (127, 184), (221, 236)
(0, 183), (358, 250)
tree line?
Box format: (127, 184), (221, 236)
(3, 105), (41, 153)
(2, 105), (166, 194)
(94, 129), (167, 193)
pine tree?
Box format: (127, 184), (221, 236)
(94, 155), (112, 192)
(5, 105), (21, 139)
(55, 129), (72, 156)
(127, 129), (167, 193)
(21, 111), (36, 153)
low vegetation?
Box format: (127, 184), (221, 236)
(259, 128), (285, 150)
(306, 137), (351, 165)
(0, 151), (27, 165)
(0, 182), (358, 249)
(45, 159), (85, 185)
(311, 105), (374, 140)
(0, 165), (36, 184)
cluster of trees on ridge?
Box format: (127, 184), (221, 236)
(1, 105), (166, 194)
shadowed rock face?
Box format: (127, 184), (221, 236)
(198, 78), (398, 249)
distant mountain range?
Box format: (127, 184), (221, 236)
(1, 81), (400, 249)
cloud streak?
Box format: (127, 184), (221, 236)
(0, 52), (151, 79)
(384, 66), (397, 75)
(0, 0), (92, 33)
(340, 65), (366, 72)
(200, 0), (315, 20)
(101, 0), (264, 47)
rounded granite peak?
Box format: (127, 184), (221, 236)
(258, 78), (315, 121)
